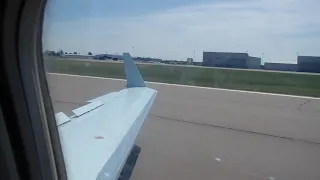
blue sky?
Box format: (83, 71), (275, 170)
(46, 0), (220, 21)
(43, 0), (320, 62)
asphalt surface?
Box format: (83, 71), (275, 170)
(47, 73), (320, 180)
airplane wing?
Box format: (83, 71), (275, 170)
(54, 53), (157, 180)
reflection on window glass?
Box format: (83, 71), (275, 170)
(42, 0), (320, 179)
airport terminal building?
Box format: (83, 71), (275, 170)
(202, 52), (248, 69)
(247, 56), (262, 69)
(297, 56), (320, 73)
(202, 52), (261, 69)
(264, 62), (297, 71)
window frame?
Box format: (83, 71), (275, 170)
(1, 0), (67, 179)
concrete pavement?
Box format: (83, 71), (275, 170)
(47, 73), (320, 180)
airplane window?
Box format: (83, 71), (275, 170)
(42, 0), (320, 179)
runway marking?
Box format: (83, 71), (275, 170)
(48, 73), (320, 100)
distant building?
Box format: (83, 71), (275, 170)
(94, 53), (123, 60)
(203, 52), (248, 69)
(94, 53), (162, 63)
(297, 56), (320, 73)
(134, 57), (162, 63)
(62, 54), (93, 59)
(187, 58), (193, 65)
(247, 56), (261, 69)
(193, 62), (202, 66)
(264, 62), (297, 71)
(161, 60), (186, 65)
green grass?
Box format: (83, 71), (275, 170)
(45, 58), (320, 97)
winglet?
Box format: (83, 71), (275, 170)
(123, 53), (146, 88)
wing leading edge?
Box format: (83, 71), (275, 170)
(55, 53), (157, 180)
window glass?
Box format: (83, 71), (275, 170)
(42, 0), (320, 180)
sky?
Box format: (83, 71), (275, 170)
(42, 0), (320, 62)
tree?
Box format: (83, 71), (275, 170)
(50, 51), (57, 56)
(88, 52), (92, 55)
(56, 49), (64, 56)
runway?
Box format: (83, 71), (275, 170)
(47, 73), (320, 180)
